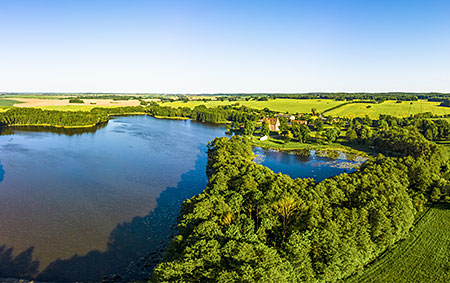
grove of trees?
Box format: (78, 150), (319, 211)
(152, 125), (450, 282)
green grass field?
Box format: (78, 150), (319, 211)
(161, 99), (450, 118)
(327, 100), (450, 118)
(346, 204), (450, 283)
(0, 98), (22, 107)
(161, 99), (345, 114)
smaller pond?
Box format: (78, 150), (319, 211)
(253, 147), (364, 181)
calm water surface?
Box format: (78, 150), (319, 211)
(254, 147), (359, 181)
(0, 116), (356, 281)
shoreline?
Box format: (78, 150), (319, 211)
(2, 111), (371, 161)
(2, 122), (106, 129)
(0, 112), (189, 130)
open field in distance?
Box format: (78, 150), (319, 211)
(161, 99), (344, 113)
(0, 98), (140, 111)
(326, 100), (450, 118)
(2, 97), (450, 118)
(161, 99), (450, 118)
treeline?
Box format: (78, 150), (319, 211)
(145, 104), (260, 124)
(172, 92), (450, 101)
(271, 93), (418, 101)
(0, 108), (109, 128)
(149, 92), (450, 103)
(152, 131), (449, 282)
(440, 99), (450, 107)
(91, 106), (147, 115)
(345, 113), (450, 142)
(267, 92), (450, 102)
(75, 94), (149, 100)
(0, 105), (262, 129)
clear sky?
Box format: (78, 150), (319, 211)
(1, 0), (449, 93)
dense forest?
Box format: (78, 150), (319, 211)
(152, 126), (449, 282)
(0, 108), (109, 128)
(0, 105), (261, 129)
(346, 113), (450, 143)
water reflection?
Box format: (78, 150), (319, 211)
(253, 147), (362, 181)
(0, 123), (107, 136)
(36, 148), (209, 282)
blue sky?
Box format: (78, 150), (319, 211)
(0, 0), (449, 93)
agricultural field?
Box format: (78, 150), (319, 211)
(346, 204), (450, 283)
(0, 98), (22, 107)
(161, 99), (345, 113)
(5, 96), (450, 118)
(161, 99), (450, 118)
(4, 98), (141, 111)
(35, 105), (124, 111)
(327, 100), (450, 118)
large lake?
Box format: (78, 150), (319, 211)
(0, 116), (357, 281)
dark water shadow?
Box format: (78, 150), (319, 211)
(0, 161), (4, 183)
(0, 246), (39, 279)
(0, 123), (107, 137)
(33, 146), (209, 282)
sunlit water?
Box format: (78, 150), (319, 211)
(0, 116), (357, 281)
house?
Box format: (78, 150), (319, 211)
(262, 117), (280, 131)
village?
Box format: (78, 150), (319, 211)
(227, 109), (346, 146)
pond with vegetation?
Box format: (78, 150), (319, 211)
(0, 116), (360, 281)
(253, 147), (363, 181)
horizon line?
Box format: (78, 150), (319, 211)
(1, 91), (450, 95)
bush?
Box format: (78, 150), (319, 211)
(69, 98), (84, 104)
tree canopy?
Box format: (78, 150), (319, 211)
(153, 127), (449, 282)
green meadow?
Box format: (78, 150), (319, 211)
(161, 99), (450, 118)
(0, 98), (22, 107)
(327, 100), (450, 118)
(161, 99), (344, 113)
